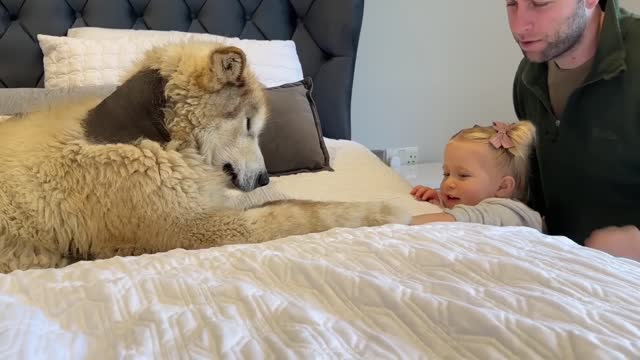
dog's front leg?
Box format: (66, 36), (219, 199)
(239, 199), (411, 243)
(180, 200), (409, 246)
(90, 200), (409, 258)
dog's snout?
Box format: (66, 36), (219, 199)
(255, 172), (270, 188)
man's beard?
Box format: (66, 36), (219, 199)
(524, 1), (588, 63)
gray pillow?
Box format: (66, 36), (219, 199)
(0, 86), (118, 115)
(0, 79), (332, 176)
(261, 79), (332, 176)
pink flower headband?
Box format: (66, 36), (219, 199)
(489, 121), (515, 149)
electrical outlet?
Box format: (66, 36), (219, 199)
(385, 146), (419, 166)
(405, 146), (418, 165)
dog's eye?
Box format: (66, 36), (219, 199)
(246, 117), (251, 132)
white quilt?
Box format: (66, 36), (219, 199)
(1, 223), (639, 359)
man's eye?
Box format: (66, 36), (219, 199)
(533, 1), (550, 7)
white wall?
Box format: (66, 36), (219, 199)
(351, 0), (640, 162)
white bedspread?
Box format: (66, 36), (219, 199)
(1, 223), (639, 359)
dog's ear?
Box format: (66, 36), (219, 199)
(83, 69), (171, 144)
(210, 46), (246, 84)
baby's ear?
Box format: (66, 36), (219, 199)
(496, 175), (516, 198)
(210, 46), (246, 84)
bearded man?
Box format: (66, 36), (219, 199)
(509, 0), (640, 260)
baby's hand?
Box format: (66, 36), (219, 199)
(410, 185), (439, 202)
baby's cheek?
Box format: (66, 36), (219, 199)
(463, 191), (485, 206)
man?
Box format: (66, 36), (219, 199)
(509, 0), (640, 261)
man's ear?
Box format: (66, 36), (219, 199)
(210, 46), (246, 84)
(495, 175), (516, 198)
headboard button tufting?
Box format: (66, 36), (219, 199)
(0, 0), (364, 140)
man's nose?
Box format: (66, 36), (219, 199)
(509, 5), (535, 37)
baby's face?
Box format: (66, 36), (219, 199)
(439, 140), (505, 208)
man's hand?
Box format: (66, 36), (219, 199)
(585, 225), (640, 262)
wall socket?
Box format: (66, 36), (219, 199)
(384, 146), (418, 166)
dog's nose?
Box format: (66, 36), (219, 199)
(256, 172), (270, 188)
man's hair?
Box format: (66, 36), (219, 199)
(600, 0), (607, 11)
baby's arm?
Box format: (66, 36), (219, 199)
(410, 185), (447, 224)
(410, 212), (455, 225)
(442, 198), (542, 231)
(410, 199), (542, 231)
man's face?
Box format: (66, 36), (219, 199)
(507, 0), (588, 63)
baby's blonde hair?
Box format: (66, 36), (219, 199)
(449, 120), (536, 201)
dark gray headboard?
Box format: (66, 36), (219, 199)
(0, 0), (364, 140)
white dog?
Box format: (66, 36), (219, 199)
(0, 42), (409, 273)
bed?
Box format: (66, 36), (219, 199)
(1, 0), (640, 358)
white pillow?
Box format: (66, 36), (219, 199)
(38, 32), (303, 89)
(67, 27), (205, 40)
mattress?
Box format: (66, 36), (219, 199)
(1, 222), (639, 359)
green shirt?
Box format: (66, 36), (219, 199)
(512, 0), (640, 245)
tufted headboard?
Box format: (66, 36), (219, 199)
(0, 0), (364, 140)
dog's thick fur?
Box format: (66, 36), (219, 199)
(0, 42), (410, 273)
